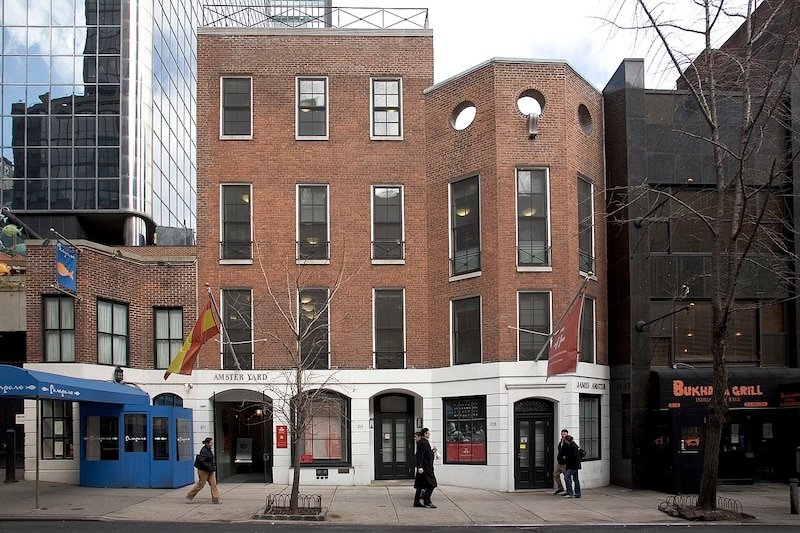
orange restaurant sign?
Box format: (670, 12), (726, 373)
(669, 379), (766, 408)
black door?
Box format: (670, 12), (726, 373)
(374, 394), (414, 479)
(514, 399), (554, 489)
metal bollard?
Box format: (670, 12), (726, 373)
(5, 429), (16, 483)
(791, 478), (799, 515)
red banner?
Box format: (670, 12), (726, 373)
(547, 293), (584, 377)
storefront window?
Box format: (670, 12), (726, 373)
(124, 413), (147, 453)
(153, 417), (169, 460)
(443, 396), (487, 464)
(85, 416), (119, 461)
(295, 391), (350, 465)
(41, 400), (73, 459)
(680, 426), (703, 453)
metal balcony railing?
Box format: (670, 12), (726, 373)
(202, 4), (429, 30)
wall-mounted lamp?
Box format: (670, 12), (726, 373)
(113, 365), (124, 383)
(635, 303), (694, 332)
(416, 417), (423, 429)
(527, 112), (540, 139)
(184, 383), (193, 389)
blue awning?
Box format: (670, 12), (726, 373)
(0, 365), (149, 405)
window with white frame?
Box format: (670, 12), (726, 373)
(371, 78), (401, 138)
(299, 288), (330, 369)
(579, 395), (600, 460)
(155, 308), (183, 369)
(374, 289), (405, 369)
(580, 296), (595, 363)
(453, 296), (481, 364)
(41, 399), (73, 459)
(220, 77), (252, 138)
(450, 176), (480, 276)
(578, 177), (594, 273)
(221, 289), (252, 370)
(220, 184), (252, 260)
(518, 292), (551, 361)
(297, 185), (329, 260)
(372, 185), (403, 260)
(44, 296), (75, 362)
(97, 299), (128, 366)
(294, 390), (349, 465)
(517, 169), (550, 266)
(297, 77), (328, 138)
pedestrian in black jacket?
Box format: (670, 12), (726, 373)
(415, 428), (438, 508)
(561, 435), (582, 498)
(186, 437), (220, 504)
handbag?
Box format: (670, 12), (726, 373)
(194, 454), (202, 469)
(578, 446), (587, 459)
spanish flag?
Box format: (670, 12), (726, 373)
(164, 300), (220, 379)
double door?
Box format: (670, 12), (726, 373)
(514, 399), (554, 489)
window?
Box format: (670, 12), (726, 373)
(297, 185), (329, 261)
(220, 77), (252, 137)
(153, 393), (184, 407)
(451, 176), (480, 276)
(579, 395), (600, 460)
(124, 413), (147, 453)
(221, 289), (253, 370)
(85, 416), (119, 461)
(453, 297), (481, 365)
(97, 299), (128, 366)
(371, 78), (401, 138)
(41, 400), (73, 459)
(372, 185), (404, 260)
(220, 184), (252, 260)
(153, 417), (169, 460)
(443, 396), (486, 464)
(621, 394), (632, 459)
(297, 77), (328, 138)
(578, 177), (594, 273)
(580, 297), (595, 363)
(517, 169), (550, 266)
(295, 391), (349, 465)
(518, 292), (551, 361)
(155, 308), (183, 369)
(299, 288), (329, 370)
(43, 296), (75, 362)
(374, 289), (405, 369)
(177, 418), (192, 461)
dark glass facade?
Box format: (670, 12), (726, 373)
(1, 0), (199, 245)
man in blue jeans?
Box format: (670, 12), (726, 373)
(562, 435), (582, 498)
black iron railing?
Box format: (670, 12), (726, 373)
(202, 4), (428, 29)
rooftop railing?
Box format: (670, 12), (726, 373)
(201, 4), (429, 29)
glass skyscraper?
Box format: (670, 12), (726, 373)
(1, 0), (199, 245)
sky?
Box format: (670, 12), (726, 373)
(341, 0), (752, 91)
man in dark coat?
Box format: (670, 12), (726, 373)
(561, 434), (582, 498)
(553, 428), (569, 494)
(412, 432), (427, 507)
(415, 428), (438, 508)
(186, 437), (220, 504)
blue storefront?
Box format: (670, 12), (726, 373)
(0, 365), (193, 488)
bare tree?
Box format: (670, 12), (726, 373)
(248, 243), (366, 514)
(607, 0), (800, 509)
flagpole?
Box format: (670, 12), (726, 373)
(205, 284), (244, 372)
(533, 272), (592, 362)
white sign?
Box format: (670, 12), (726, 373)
(15, 413), (24, 424)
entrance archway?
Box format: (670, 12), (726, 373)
(514, 398), (555, 489)
(374, 393), (415, 480)
(212, 390), (272, 483)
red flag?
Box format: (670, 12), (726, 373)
(547, 293), (584, 377)
(164, 300), (220, 379)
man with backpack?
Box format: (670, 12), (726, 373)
(560, 434), (582, 498)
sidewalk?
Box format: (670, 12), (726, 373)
(0, 479), (797, 526)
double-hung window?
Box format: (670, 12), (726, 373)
(44, 296), (75, 362)
(452, 296), (481, 364)
(371, 78), (401, 138)
(450, 176), (480, 276)
(155, 308), (183, 369)
(220, 184), (252, 260)
(580, 297), (596, 363)
(97, 299), (128, 366)
(372, 185), (404, 260)
(517, 169), (550, 267)
(578, 177), (595, 274)
(374, 289), (405, 369)
(297, 185), (329, 261)
(297, 77), (328, 138)
(220, 77), (252, 138)
(221, 289), (253, 370)
(518, 292), (551, 361)
(299, 288), (330, 369)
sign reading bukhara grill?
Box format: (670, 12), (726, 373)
(668, 379), (768, 408)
